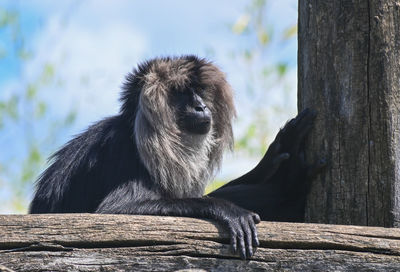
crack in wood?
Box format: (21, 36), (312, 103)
(259, 241), (398, 256)
(1, 240), (397, 258)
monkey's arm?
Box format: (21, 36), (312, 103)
(209, 109), (325, 221)
(96, 181), (260, 259)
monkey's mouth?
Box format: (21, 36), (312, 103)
(180, 113), (212, 135)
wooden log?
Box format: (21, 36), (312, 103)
(0, 214), (400, 271)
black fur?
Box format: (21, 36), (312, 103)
(210, 108), (323, 222)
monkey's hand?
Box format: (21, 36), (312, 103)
(220, 206), (261, 259)
(218, 108), (319, 189)
(210, 109), (326, 222)
(260, 108), (326, 221)
(97, 187), (260, 260)
(260, 108), (318, 182)
(270, 108), (326, 187)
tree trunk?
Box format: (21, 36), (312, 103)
(298, 0), (400, 226)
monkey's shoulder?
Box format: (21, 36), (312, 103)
(44, 115), (143, 185)
(54, 116), (132, 157)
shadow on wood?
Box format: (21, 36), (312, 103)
(0, 214), (400, 271)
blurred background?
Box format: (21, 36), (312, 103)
(0, 0), (298, 213)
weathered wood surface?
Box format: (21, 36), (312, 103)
(298, 0), (400, 226)
(0, 214), (400, 271)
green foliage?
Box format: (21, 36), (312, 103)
(232, 14), (251, 34)
(208, 0), (298, 191)
(277, 62), (288, 78)
(229, 0), (297, 155)
(205, 180), (226, 195)
(0, 8), (77, 213)
(41, 63), (55, 84)
(0, 95), (19, 122)
(283, 24), (298, 40)
(0, 9), (17, 28)
(21, 146), (41, 185)
(64, 111), (77, 126)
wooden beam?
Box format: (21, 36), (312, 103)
(0, 214), (400, 271)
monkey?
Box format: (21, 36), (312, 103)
(29, 55), (320, 259)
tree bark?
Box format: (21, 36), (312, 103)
(298, 0), (400, 226)
(1, 214), (400, 271)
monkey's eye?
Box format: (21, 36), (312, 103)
(169, 90), (189, 111)
(196, 88), (205, 94)
(192, 89), (207, 100)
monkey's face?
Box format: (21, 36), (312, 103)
(171, 88), (212, 135)
(123, 56), (235, 148)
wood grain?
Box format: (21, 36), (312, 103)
(0, 214), (400, 271)
(298, 0), (400, 226)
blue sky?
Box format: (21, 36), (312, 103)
(0, 0), (298, 212)
(0, 0), (297, 85)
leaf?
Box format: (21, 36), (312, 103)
(26, 84), (37, 100)
(18, 49), (33, 61)
(277, 63), (288, 77)
(64, 111), (77, 126)
(258, 30), (269, 45)
(35, 101), (47, 118)
(283, 24), (297, 40)
(7, 95), (19, 120)
(235, 124), (257, 151)
(232, 14), (251, 34)
(253, 0), (267, 9)
(41, 63), (55, 84)
(244, 49), (253, 61)
(235, 137), (248, 150)
(0, 9), (18, 28)
(28, 146), (41, 164)
(262, 66), (272, 77)
(246, 124), (257, 138)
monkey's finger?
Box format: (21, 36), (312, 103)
(275, 111), (307, 144)
(263, 153), (290, 181)
(307, 158), (327, 180)
(250, 215), (260, 247)
(275, 109), (315, 148)
(260, 142), (280, 168)
(296, 108), (316, 125)
(292, 122), (314, 154)
(294, 110), (316, 135)
(273, 153), (290, 166)
(236, 229), (246, 260)
(230, 229), (238, 254)
(242, 220), (253, 258)
(282, 108), (312, 134)
(273, 153), (290, 165)
(252, 213), (261, 224)
(265, 142), (281, 158)
(291, 109), (316, 139)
